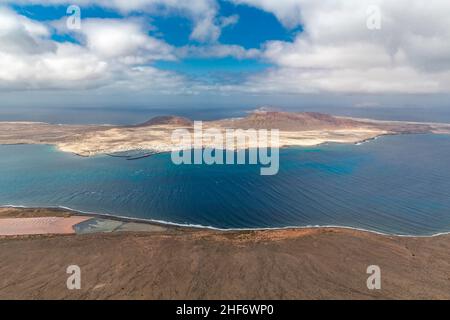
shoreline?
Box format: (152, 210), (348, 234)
(3, 110), (450, 157)
(2, 112), (450, 299)
(3, 206), (450, 299)
(0, 131), (448, 239)
(1, 204), (448, 239)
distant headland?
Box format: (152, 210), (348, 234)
(1, 110), (450, 157)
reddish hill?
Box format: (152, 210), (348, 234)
(136, 116), (193, 127)
(213, 111), (364, 131)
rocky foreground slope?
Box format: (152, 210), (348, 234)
(2, 207), (450, 299)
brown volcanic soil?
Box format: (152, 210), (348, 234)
(0, 207), (73, 219)
(1, 209), (450, 300)
(133, 111), (365, 131)
(136, 115), (193, 127)
(213, 111), (368, 131)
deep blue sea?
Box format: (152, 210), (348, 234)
(1, 134), (450, 235)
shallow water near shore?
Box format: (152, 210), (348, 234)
(1, 134), (450, 236)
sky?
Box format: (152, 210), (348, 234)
(1, 0), (450, 112)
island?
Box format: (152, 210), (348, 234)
(1, 110), (450, 157)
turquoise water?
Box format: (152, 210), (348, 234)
(1, 134), (450, 235)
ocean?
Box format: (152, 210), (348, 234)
(3, 105), (450, 125)
(1, 133), (450, 236)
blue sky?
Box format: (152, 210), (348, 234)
(10, 1), (300, 78)
(12, 1), (300, 46)
(1, 0), (450, 111)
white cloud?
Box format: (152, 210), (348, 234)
(178, 44), (260, 60)
(219, 14), (239, 28)
(0, 6), (53, 55)
(241, 66), (446, 94)
(0, 5), (256, 94)
(232, 0), (450, 94)
(0, 7), (185, 91)
(61, 18), (176, 63)
(2, 0), (450, 97)
(1, 0), (227, 42)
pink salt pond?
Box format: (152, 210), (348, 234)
(0, 216), (92, 236)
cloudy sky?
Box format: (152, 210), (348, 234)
(1, 0), (450, 112)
